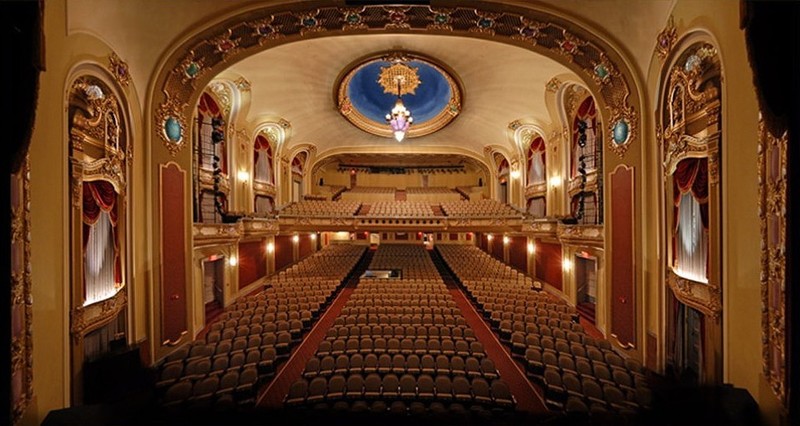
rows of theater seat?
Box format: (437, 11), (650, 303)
(405, 187), (462, 203)
(155, 245), (365, 411)
(437, 245), (652, 416)
(441, 199), (523, 218)
(279, 200), (361, 217)
(285, 245), (516, 417)
(365, 201), (435, 217)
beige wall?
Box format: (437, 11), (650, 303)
(313, 168), (484, 191)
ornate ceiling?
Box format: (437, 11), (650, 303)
(227, 34), (574, 159)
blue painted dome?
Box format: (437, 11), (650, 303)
(337, 53), (462, 140)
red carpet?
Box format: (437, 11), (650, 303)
(257, 286), (356, 408)
(447, 288), (549, 414)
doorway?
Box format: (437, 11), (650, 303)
(575, 254), (598, 323)
(203, 257), (225, 324)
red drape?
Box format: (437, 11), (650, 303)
(672, 157), (709, 230)
(82, 180), (121, 284)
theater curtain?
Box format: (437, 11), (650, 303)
(528, 197), (546, 218)
(672, 158), (709, 282)
(83, 180), (120, 304)
(254, 136), (272, 183)
(528, 137), (546, 185)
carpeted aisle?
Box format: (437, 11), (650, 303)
(430, 250), (549, 414)
(257, 249), (373, 408)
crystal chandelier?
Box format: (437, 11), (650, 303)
(385, 77), (413, 142)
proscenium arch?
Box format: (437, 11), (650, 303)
(144, 0), (646, 360)
(149, 1), (643, 162)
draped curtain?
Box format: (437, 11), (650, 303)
(672, 157), (709, 282)
(253, 135), (272, 183)
(255, 195), (273, 214)
(528, 197), (546, 218)
(83, 180), (120, 304)
(527, 137), (546, 185)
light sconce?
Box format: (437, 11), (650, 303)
(502, 236), (510, 245)
(311, 233), (317, 241)
(266, 242), (275, 253)
(292, 235), (300, 244)
(228, 256), (238, 266)
(549, 175), (562, 187)
(562, 258), (573, 271)
(510, 170), (521, 180)
(237, 170), (250, 182)
(487, 234), (494, 241)
(527, 242), (536, 254)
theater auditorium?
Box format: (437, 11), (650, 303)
(5, 1), (798, 425)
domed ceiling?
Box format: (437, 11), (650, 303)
(225, 34), (577, 160)
(337, 52), (462, 140)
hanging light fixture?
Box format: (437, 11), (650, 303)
(385, 77), (413, 142)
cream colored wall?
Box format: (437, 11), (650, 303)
(644, 0), (776, 421)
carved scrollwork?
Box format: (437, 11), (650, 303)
(758, 116), (788, 407)
(71, 289), (127, 344)
(667, 269), (721, 319)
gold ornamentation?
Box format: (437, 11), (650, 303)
(427, 7), (454, 31)
(156, 95), (189, 156)
(11, 157), (32, 424)
(471, 11), (502, 35)
(173, 51), (205, 86)
(234, 77), (251, 92)
(512, 17), (544, 44)
(378, 62), (421, 95)
(667, 269), (721, 319)
(545, 77), (562, 93)
(297, 10), (325, 36)
(341, 7), (368, 31)
(210, 29), (239, 59)
(655, 15), (677, 61)
(248, 16), (282, 45)
(71, 290), (127, 344)
(508, 120), (522, 131)
(758, 116), (788, 407)
(209, 81), (232, 117)
(107, 52), (131, 87)
(383, 6), (411, 30)
(608, 105), (638, 158)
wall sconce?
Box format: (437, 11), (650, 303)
(562, 258), (573, 271)
(292, 235), (300, 243)
(527, 242), (535, 254)
(266, 242), (275, 253)
(487, 234), (494, 241)
(502, 236), (510, 245)
(311, 233), (317, 241)
(228, 256), (238, 266)
(237, 170), (250, 182)
(549, 175), (562, 187)
(509, 170), (521, 180)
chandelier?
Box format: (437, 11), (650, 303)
(385, 77), (413, 142)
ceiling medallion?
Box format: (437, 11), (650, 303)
(336, 51), (462, 141)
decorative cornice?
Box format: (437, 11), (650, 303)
(154, 2), (639, 159)
(557, 223), (604, 246)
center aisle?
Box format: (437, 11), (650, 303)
(429, 248), (549, 414)
(257, 248), (374, 408)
